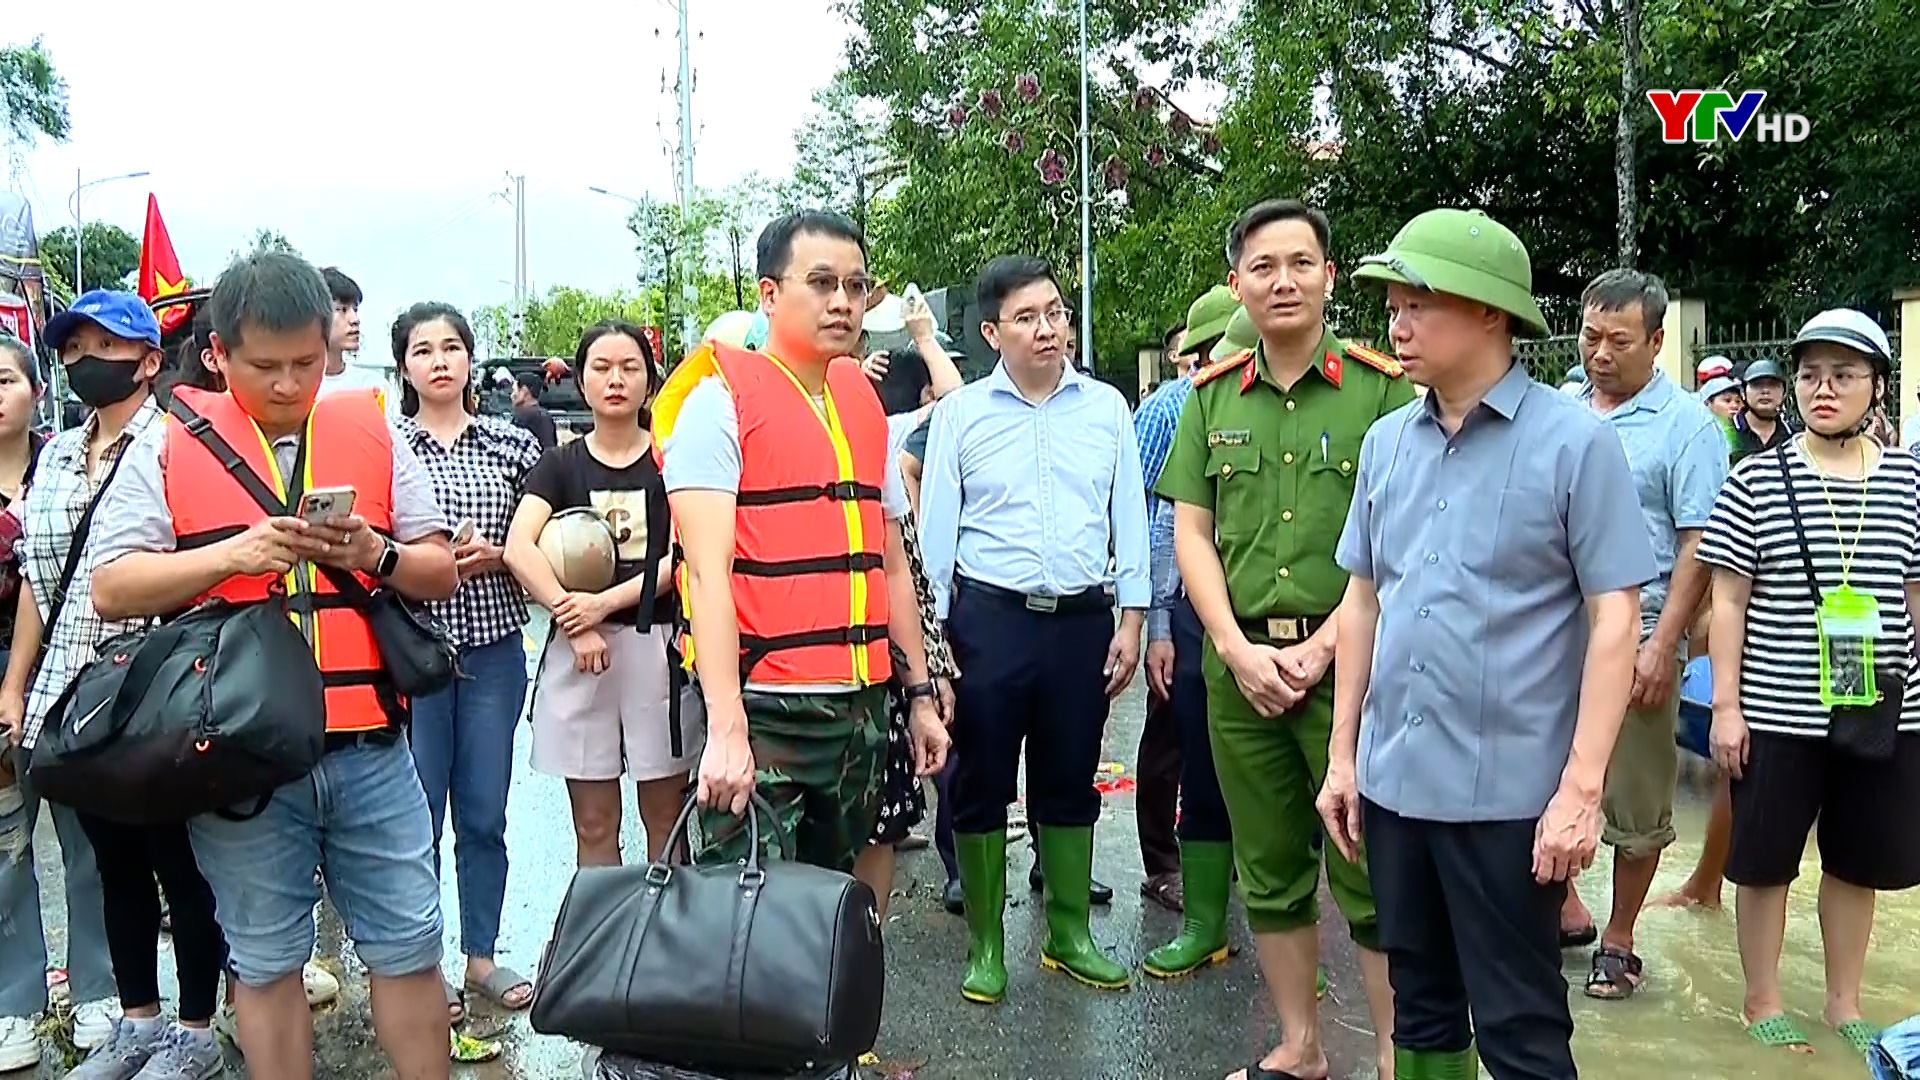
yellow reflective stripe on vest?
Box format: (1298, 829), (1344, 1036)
(246, 411), (322, 664)
(762, 353), (872, 685)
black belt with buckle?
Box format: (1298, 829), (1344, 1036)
(1236, 613), (1330, 643)
(325, 727), (402, 754)
(957, 576), (1112, 615)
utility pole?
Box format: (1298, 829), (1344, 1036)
(673, 0), (700, 356)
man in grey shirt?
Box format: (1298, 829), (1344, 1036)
(88, 253), (459, 1080)
(1316, 210), (1654, 1080)
(1563, 269), (1728, 1002)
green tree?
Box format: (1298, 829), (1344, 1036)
(0, 38), (69, 155)
(228, 227), (300, 263)
(39, 223), (140, 292)
(473, 285), (656, 358)
(780, 72), (898, 231)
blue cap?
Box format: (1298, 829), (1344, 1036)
(45, 290), (163, 353)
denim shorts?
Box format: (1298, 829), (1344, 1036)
(188, 735), (444, 987)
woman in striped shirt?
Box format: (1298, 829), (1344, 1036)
(1695, 309), (1920, 1058)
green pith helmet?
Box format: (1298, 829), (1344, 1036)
(1219, 305), (1257, 354)
(1180, 285), (1238, 355)
(1349, 209), (1551, 339)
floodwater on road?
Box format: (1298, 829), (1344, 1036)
(15, 628), (1920, 1078)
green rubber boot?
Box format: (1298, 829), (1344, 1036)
(1395, 1044), (1479, 1080)
(1035, 825), (1130, 989)
(1141, 841), (1233, 978)
(954, 831), (1008, 1004)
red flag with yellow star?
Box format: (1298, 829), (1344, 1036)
(137, 194), (190, 333)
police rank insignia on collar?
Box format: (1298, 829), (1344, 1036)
(1190, 348), (1254, 389)
(1345, 341), (1405, 377)
(1207, 429), (1252, 447)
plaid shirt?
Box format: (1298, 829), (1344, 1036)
(21, 401), (163, 748)
(394, 414), (543, 649)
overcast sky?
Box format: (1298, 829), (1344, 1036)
(13, 0), (850, 363)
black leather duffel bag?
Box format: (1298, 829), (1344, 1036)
(530, 794), (884, 1074)
(30, 598), (328, 825)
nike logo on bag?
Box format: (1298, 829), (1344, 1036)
(72, 699), (110, 735)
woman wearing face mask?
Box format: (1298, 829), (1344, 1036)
(389, 302), (543, 1042)
(0, 291), (229, 1080)
(505, 321), (697, 870)
(1696, 308), (1920, 1057)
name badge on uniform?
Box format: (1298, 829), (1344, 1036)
(1207, 429), (1251, 448)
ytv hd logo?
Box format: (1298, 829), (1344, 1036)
(1646, 90), (1810, 144)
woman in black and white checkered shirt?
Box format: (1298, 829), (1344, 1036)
(388, 303), (544, 1020)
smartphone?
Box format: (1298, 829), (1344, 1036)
(452, 519), (477, 546)
(298, 486), (357, 524)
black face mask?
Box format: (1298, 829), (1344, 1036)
(64, 355), (146, 409)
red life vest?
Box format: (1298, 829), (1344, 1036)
(655, 342), (892, 686)
(162, 386), (403, 733)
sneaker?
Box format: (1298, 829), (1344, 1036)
(0, 1016), (40, 1072)
(72, 999), (123, 1051)
(131, 1025), (223, 1080)
(301, 962), (339, 1007)
(65, 1017), (164, 1079)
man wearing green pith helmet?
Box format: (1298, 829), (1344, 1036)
(1156, 199), (1412, 1080)
(1318, 208), (1652, 1080)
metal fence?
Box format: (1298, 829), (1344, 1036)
(1516, 334), (1580, 385)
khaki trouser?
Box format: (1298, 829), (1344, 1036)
(1601, 661), (1682, 861)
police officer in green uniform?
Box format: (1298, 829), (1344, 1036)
(1156, 199), (1411, 1080)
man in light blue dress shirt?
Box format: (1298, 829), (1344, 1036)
(919, 255), (1151, 1004)
(1320, 210), (1654, 1080)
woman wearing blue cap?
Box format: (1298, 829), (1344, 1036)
(0, 290), (229, 1079)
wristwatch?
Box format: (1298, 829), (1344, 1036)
(903, 680), (938, 702)
(372, 538), (400, 579)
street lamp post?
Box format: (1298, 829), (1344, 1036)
(69, 168), (151, 294)
(588, 185), (658, 330)
(60, 167), (151, 433)
(1077, 0), (1093, 372)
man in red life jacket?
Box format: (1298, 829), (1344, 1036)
(89, 252), (460, 1080)
(655, 210), (949, 872)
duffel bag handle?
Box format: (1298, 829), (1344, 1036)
(657, 790), (794, 873)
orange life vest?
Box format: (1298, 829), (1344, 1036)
(163, 386), (403, 734)
(653, 342), (892, 686)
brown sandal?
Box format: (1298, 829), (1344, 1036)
(1584, 945), (1644, 1000)
(1141, 874), (1184, 913)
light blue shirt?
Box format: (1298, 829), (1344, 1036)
(919, 361), (1151, 619)
(1136, 376), (1193, 642)
(1579, 370), (1730, 639)
(1336, 362), (1656, 822)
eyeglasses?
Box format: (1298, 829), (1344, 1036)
(997, 306), (1076, 333)
(781, 273), (874, 302)
(1796, 368), (1872, 391)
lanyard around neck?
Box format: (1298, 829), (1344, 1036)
(1805, 435), (1871, 586)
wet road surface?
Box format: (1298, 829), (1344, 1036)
(16, 631), (1920, 1078)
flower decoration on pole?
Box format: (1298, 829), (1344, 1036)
(1037, 148), (1069, 185)
(942, 65), (1218, 204)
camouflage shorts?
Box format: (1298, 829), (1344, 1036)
(697, 686), (888, 874)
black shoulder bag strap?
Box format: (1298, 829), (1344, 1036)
(1774, 442), (1826, 609)
(164, 397), (370, 606)
(37, 448), (132, 668)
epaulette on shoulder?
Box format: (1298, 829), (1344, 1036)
(1190, 348), (1254, 389)
(1345, 341), (1404, 378)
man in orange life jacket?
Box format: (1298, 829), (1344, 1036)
(655, 210), (949, 873)
(90, 252), (460, 1080)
